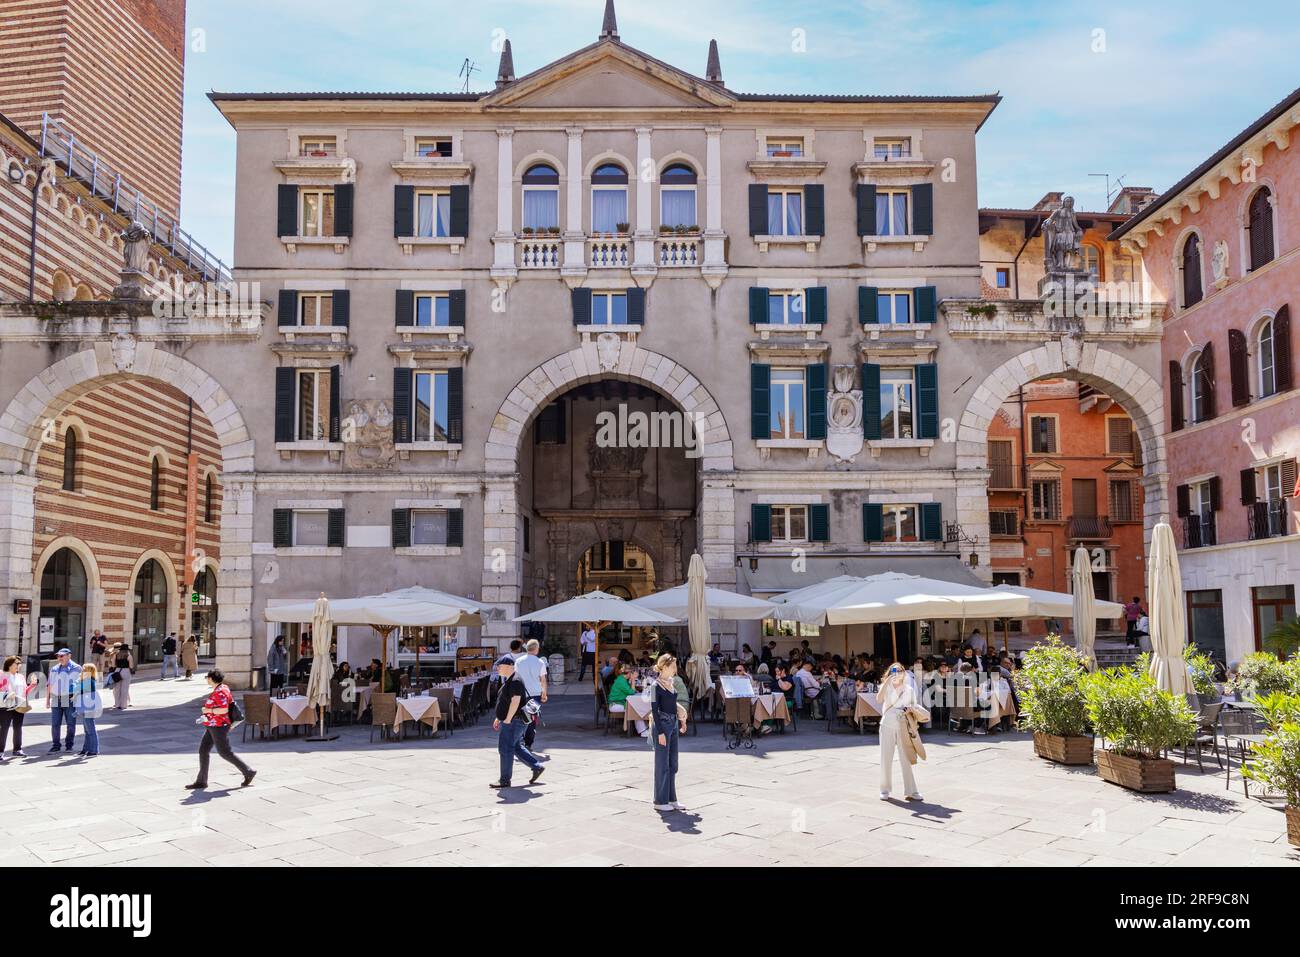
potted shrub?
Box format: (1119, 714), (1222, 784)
(1226, 651), (1293, 700)
(615, 222), (630, 236)
(547, 225), (561, 236)
(658, 224), (674, 235)
(1015, 635), (1093, 764)
(1083, 669), (1198, 792)
(521, 226), (535, 236)
(1242, 692), (1300, 846)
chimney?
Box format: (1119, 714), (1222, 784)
(599, 0), (619, 41)
(496, 39), (515, 89)
(705, 39), (722, 84)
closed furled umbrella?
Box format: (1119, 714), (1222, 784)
(1147, 522), (1192, 694)
(306, 593), (337, 742)
(1071, 545), (1097, 669)
(686, 555), (712, 699)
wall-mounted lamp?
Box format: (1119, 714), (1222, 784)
(748, 557), (759, 573)
(969, 551), (979, 567)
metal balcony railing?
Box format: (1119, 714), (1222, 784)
(38, 114), (231, 284)
(1068, 515), (1113, 540)
(1246, 501), (1288, 541)
(1182, 514), (1216, 549)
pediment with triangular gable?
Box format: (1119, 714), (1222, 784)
(484, 41), (734, 111)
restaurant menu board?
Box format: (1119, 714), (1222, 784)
(719, 675), (757, 699)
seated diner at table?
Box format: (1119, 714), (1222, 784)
(607, 663), (648, 736)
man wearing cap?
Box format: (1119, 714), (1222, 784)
(489, 654), (544, 789)
(47, 648), (80, 753)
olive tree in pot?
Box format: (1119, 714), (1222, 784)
(1083, 669), (1198, 793)
(1015, 636), (1093, 765)
(1242, 692), (1300, 847)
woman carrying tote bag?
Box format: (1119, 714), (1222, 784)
(0, 656), (38, 760)
(877, 661), (928, 802)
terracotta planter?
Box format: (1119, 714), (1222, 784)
(1287, 806), (1300, 848)
(1033, 731), (1094, 765)
(1096, 749), (1177, 793)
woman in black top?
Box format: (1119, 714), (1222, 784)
(650, 654), (687, 812)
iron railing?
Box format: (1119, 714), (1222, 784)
(1182, 514), (1216, 549)
(38, 114), (231, 284)
(1246, 501), (1288, 540)
(1068, 515), (1113, 540)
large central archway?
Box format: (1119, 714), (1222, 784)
(955, 343), (1169, 575)
(481, 342), (735, 640)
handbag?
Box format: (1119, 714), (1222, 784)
(226, 698), (244, 725)
(103, 670), (116, 689)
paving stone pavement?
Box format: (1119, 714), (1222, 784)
(0, 674), (1296, 867)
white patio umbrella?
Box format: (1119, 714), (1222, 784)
(1146, 522), (1191, 694)
(305, 593), (337, 742)
(771, 573), (1032, 660)
(631, 582), (778, 621)
(1071, 545), (1098, 669)
(514, 589), (677, 625)
(1000, 584), (1123, 620)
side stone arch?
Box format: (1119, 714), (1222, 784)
(480, 342), (736, 639)
(0, 345), (255, 678)
(955, 343), (1168, 576)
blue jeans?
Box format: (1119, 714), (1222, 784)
(80, 717), (99, 755)
(50, 705), (77, 749)
(161, 655), (179, 679)
(653, 722), (678, 805)
(497, 718), (541, 785)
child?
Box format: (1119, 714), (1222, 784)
(71, 663), (104, 756)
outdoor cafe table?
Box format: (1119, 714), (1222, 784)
(985, 685), (1018, 725)
(270, 694), (317, 731)
(393, 693), (443, 735)
(854, 692), (882, 723)
(623, 693), (654, 732)
(751, 692), (790, 728)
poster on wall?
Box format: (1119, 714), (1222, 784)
(38, 618), (55, 652)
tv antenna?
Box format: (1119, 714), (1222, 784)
(1088, 172), (1127, 210)
(458, 58), (479, 93)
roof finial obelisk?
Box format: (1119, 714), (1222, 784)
(705, 39), (722, 84)
(599, 0), (619, 41)
(496, 39), (515, 89)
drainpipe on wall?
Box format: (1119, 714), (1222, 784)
(26, 171), (41, 301)
(1011, 216), (1042, 299)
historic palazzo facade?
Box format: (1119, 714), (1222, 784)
(0, 4), (1171, 682)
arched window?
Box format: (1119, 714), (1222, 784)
(61, 427), (77, 491)
(40, 548), (87, 644)
(1258, 318), (1277, 399)
(201, 473), (214, 522)
(659, 162), (698, 230)
(149, 456), (161, 510)
(591, 162), (628, 234)
(1181, 234), (1203, 308)
(521, 162), (559, 231)
(1247, 187), (1275, 271)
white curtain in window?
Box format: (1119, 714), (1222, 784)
(592, 189), (626, 232)
(522, 189), (558, 230)
(435, 194), (450, 237)
(417, 195), (435, 237)
(661, 189), (696, 228)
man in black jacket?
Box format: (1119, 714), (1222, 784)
(161, 633), (179, 680)
(490, 655), (544, 790)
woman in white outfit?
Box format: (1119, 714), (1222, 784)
(878, 662), (924, 802)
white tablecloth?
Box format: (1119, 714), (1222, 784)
(394, 694), (442, 733)
(270, 695), (316, 729)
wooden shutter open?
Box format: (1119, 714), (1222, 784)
(751, 504), (772, 543)
(803, 184), (824, 236)
(448, 289), (466, 328)
(334, 184), (354, 236)
(809, 503), (830, 542)
(1275, 304), (1293, 392)
(806, 363), (827, 440)
(856, 183), (876, 236)
(748, 184), (768, 236)
(272, 509), (293, 548)
(911, 183), (933, 235)
(862, 503), (883, 542)
(749, 286), (769, 325)
(393, 185), (414, 237)
(393, 368), (413, 443)
(858, 286), (878, 325)
(326, 508), (345, 548)
(1169, 360), (1185, 431)
(447, 508), (464, 548)
(861, 363), (881, 440)
(916, 363), (938, 439)
(750, 364), (770, 440)
(920, 502), (943, 542)
(276, 184), (298, 237)
(274, 367), (295, 443)
(1229, 328), (1249, 406)
(449, 185), (470, 238)
(391, 509), (411, 548)
(446, 367), (463, 444)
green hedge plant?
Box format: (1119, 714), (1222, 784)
(1226, 652), (1294, 698)
(1014, 635), (1090, 738)
(1242, 692), (1300, 807)
(1083, 668), (1197, 760)
(1133, 646), (1216, 697)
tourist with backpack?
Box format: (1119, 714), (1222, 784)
(489, 655), (544, 790)
(185, 669), (256, 790)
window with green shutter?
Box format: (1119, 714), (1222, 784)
(916, 363), (938, 439)
(920, 502), (943, 542)
(912, 183), (933, 236)
(806, 364), (827, 441)
(809, 503), (830, 542)
(751, 503), (772, 543)
(750, 364), (771, 440)
(862, 503), (883, 542)
(861, 363), (881, 440)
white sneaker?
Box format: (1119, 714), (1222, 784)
(653, 803), (676, 811)
(905, 793), (924, 802)
(879, 791), (891, 800)
(671, 802), (687, 811)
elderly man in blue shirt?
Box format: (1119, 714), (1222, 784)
(47, 647), (81, 753)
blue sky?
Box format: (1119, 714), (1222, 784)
(181, 0), (1300, 264)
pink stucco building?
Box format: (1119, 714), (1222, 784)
(1113, 86), (1300, 667)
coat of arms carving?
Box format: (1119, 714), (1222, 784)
(341, 399), (396, 470)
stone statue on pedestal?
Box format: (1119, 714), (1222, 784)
(112, 221), (153, 300)
(1042, 197), (1083, 276)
